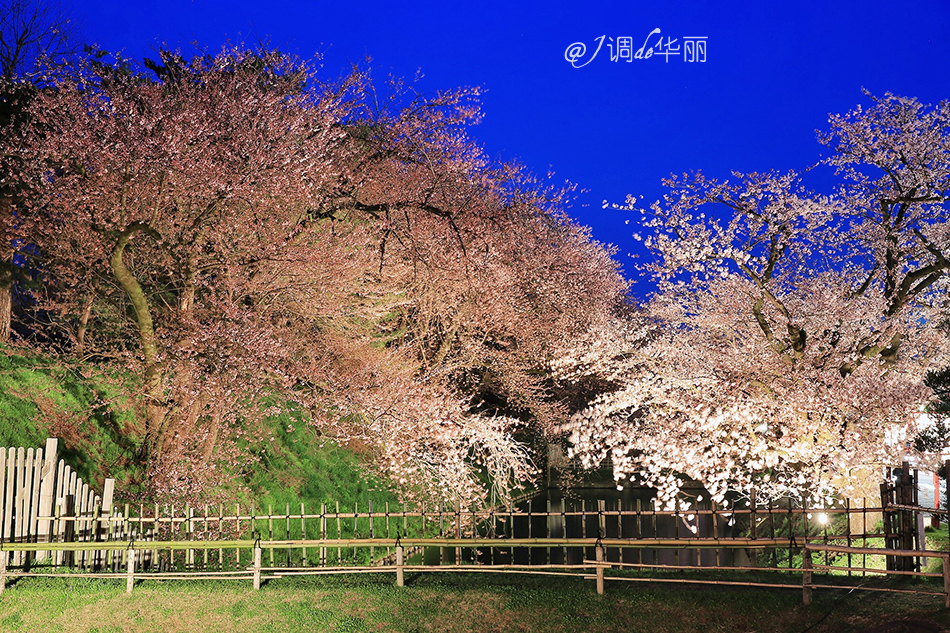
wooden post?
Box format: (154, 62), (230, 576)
(52, 504), (61, 566)
(546, 498), (552, 565)
(285, 503), (291, 566)
(36, 438), (58, 563)
(268, 504), (274, 567)
(595, 544), (604, 595)
(845, 498), (852, 576)
(634, 498), (642, 565)
(186, 505), (194, 569)
(942, 555), (950, 609)
(90, 502), (101, 571)
(395, 545), (404, 587)
(945, 460), (950, 530)
(597, 500), (606, 567)
(217, 505), (223, 570)
(0, 550), (6, 594)
(202, 504), (209, 569)
(235, 504), (241, 566)
(385, 502), (391, 561)
(126, 549), (135, 594)
(946, 461), (950, 564)
(900, 461), (915, 572)
(455, 499), (461, 566)
(882, 478), (895, 571)
(2, 449), (13, 557)
(300, 503), (307, 566)
(749, 488), (758, 540)
(63, 492), (75, 568)
(253, 546), (262, 591)
(320, 503), (326, 567)
(803, 548), (813, 606)
(561, 499), (568, 565)
(14, 447), (25, 567)
(101, 479), (114, 528)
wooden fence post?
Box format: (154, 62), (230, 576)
(942, 555), (950, 609)
(253, 546), (262, 591)
(396, 545), (404, 587)
(898, 461), (916, 572)
(803, 547), (813, 606)
(36, 438), (58, 563)
(126, 549), (135, 594)
(0, 550), (6, 594)
(595, 544), (604, 595)
(945, 460), (950, 531)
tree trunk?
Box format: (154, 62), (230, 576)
(0, 196), (13, 342)
(110, 222), (167, 455)
(76, 294), (94, 352)
(0, 281), (10, 342)
(201, 409), (222, 465)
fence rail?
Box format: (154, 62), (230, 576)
(0, 535), (945, 607)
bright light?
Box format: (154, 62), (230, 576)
(817, 513), (829, 526)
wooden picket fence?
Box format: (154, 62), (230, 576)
(0, 438), (115, 567)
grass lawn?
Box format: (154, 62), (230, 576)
(0, 572), (947, 633)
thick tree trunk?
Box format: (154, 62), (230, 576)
(110, 222), (167, 456)
(0, 196), (12, 342)
(201, 409), (222, 465)
(76, 294), (94, 352)
(0, 281), (10, 342)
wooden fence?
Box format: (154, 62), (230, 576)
(15, 494), (945, 573)
(0, 532), (947, 607)
(0, 439), (947, 606)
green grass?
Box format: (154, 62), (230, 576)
(0, 572), (947, 632)
(926, 524), (950, 552)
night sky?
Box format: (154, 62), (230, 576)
(72, 0), (950, 296)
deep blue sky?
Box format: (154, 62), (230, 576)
(73, 1), (950, 294)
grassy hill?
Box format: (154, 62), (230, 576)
(0, 345), (400, 511)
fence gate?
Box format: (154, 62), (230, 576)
(881, 461), (919, 572)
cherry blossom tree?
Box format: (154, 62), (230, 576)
(11, 47), (361, 461)
(559, 92), (950, 508)
(8, 47), (627, 506)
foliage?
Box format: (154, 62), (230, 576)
(558, 92), (950, 508)
(0, 0), (76, 83)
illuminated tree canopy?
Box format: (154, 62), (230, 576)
(558, 92), (950, 508)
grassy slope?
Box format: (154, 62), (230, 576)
(0, 347), (399, 512)
(242, 404), (400, 513)
(0, 349), (141, 489)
